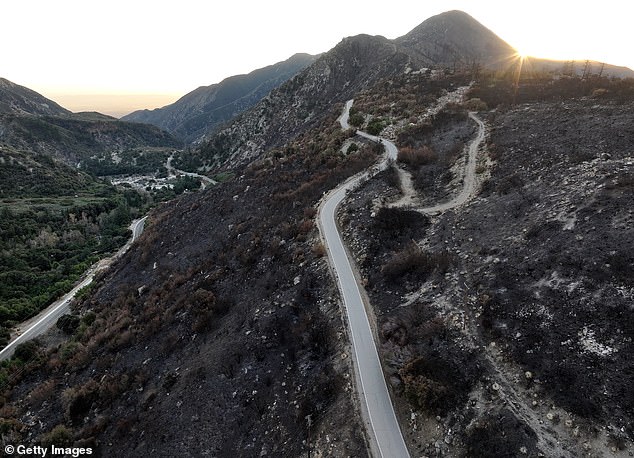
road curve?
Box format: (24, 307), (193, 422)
(166, 153), (217, 189)
(318, 101), (410, 458)
(0, 216), (147, 361)
(421, 112), (485, 214)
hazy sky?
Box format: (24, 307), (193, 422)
(3, 0), (632, 116)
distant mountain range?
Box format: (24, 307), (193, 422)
(121, 53), (318, 143)
(184, 10), (633, 169)
(0, 79), (180, 167)
(186, 10), (518, 168)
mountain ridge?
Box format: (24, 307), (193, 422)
(121, 53), (318, 142)
(0, 77), (71, 117)
(0, 77), (181, 168)
(395, 10), (516, 68)
(178, 10), (515, 170)
(187, 10), (634, 171)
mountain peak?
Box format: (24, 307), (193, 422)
(397, 10), (516, 67)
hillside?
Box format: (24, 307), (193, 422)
(1, 9), (634, 458)
(0, 109), (377, 457)
(0, 78), (71, 117)
(0, 113), (181, 168)
(174, 11), (517, 171)
(0, 77), (182, 170)
(122, 53), (317, 143)
(338, 74), (634, 456)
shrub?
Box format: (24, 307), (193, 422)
(397, 145), (437, 167)
(464, 98), (488, 111)
(465, 409), (538, 458)
(366, 118), (385, 136)
(401, 372), (449, 412)
(13, 340), (40, 362)
(62, 379), (98, 423)
(382, 243), (451, 282)
(57, 314), (81, 335)
(374, 207), (430, 234)
(40, 424), (73, 448)
(29, 379), (57, 406)
(349, 113), (364, 127)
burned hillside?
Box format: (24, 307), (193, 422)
(340, 85), (634, 456)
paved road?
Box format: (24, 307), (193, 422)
(166, 153), (217, 189)
(318, 100), (410, 458)
(0, 216), (147, 361)
(321, 101), (484, 457)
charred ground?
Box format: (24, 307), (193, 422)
(0, 109), (381, 457)
(1, 69), (633, 458)
(340, 76), (634, 456)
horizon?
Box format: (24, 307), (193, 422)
(3, 1), (633, 117)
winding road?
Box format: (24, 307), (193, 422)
(166, 153), (217, 189)
(318, 101), (409, 458)
(0, 216), (147, 361)
(318, 99), (486, 457)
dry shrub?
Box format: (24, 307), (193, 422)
(62, 379), (99, 423)
(464, 98), (488, 111)
(382, 243), (451, 282)
(312, 241), (326, 258)
(401, 371), (449, 412)
(297, 219), (313, 234)
(66, 345), (90, 371)
(397, 145), (437, 167)
(303, 207), (317, 218)
(40, 424), (73, 448)
(192, 310), (214, 333)
(99, 373), (130, 403)
(108, 329), (133, 351)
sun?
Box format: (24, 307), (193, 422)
(515, 50), (529, 60)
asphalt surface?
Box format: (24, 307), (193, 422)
(320, 101), (484, 457)
(0, 216), (146, 361)
(317, 100), (410, 458)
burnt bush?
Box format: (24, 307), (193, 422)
(524, 220), (562, 241)
(495, 173), (524, 195)
(464, 408), (538, 458)
(397, 145), (437, 167)
(374, 207), (430, 235)
(399, 345), (477, 415)
(62, 379), (99, 424)
(382, 243), (452, 283)
(413, 163), (452, 192)
(39, 424), (73, 448)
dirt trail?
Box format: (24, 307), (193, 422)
(419, 112), (484, 214)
